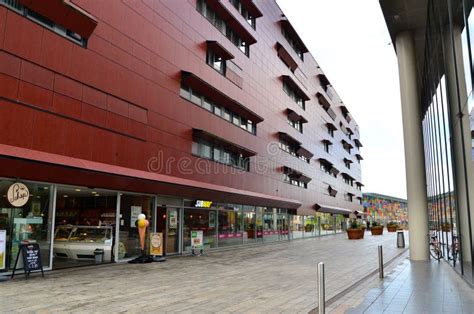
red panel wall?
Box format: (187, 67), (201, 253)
(0, 0), (363, 212)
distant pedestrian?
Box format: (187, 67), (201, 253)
(367, 220), (371, 230)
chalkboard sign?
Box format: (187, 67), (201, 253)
(11, 243), (44, 279)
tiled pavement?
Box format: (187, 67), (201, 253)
(0, 232), (406, 313)
(329, 256), (474, 314)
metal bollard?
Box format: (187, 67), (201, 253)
(318, 262), (325, 314)
(378, 245), (384, 278)
(397, 231), (405, 248)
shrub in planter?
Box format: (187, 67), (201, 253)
(347, 220), (363, 240)
(387, 221), (398, 232)
(371, 221), (383, 235)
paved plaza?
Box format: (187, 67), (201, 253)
(0, 232), (406, 313)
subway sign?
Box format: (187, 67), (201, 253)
(195, 200), (213, 208)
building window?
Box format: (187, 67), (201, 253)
(207, 49), (226, 74)
(282, 27), (304, 61)
(278, 139), (310, 163)
(327, 126), (335, 137)
(283, 81), (305, 109)
(344, 193), (353, 202)
(194, 138), (250, 171)
(344, 159), (351, 169)
(283, 172), (308, 189)
(328, 186), (337, 197)
(324, 142), (330, 153)
(230, 0), (256, 29)
(0, 0), (87, 47)
(288, 119), (303, 133)
(343, 176), (354, 186)
(197, 0), (250, 56)
(180, 83), (256, 134)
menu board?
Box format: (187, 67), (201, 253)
(11, 243), (44, 279)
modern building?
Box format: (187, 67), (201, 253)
(380, 0), (474, 284)
(0, 0), (362, 274)
(363, 193), (408, 225)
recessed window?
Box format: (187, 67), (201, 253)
(230, 0), (259, 29)
(283, 81), (305, 109)
(194, 138), (250, 171)
(288, 119), (303, 133)
(344, 193), (353, 202)
(278, 139), (310, 163)
(207, 49), (226, 74)
(180, 83), (256, 134)
(324, 142), (330, 153)
(283, 168), (309, 189)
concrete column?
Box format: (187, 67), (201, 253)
(443, 26), (474, 264)
(396, 31), (430, 261)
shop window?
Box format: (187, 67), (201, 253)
(0, 180), (53, 271)
(218, 205), (243, 247)
(183, 208), (217, 251)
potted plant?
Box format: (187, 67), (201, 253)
(371, 221), (383, 235)
(247, 223), (256, 239)
(347, 220), (363, 240)
(387, 221), (398, 232)
(304, 224), (314, 232)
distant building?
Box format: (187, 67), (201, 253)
(363, 193), (408, 224)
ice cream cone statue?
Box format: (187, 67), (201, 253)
(136, 213), (149, 254)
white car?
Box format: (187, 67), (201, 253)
(54, 225), (113, 262)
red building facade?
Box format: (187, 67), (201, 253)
(0, 0), (362, 271)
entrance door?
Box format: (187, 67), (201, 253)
(166, 208), (180, 254)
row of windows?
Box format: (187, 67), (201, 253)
(283, 174), (308, 189)
(288, 118), (303, 133)
(194, 139), (250, 171)
(180, 85), (256, 134)
(343, 177), (354, 186)
(320, 163), (337, 178)
(278, 141), (310, 163)
(1, 0), (87, 47)
(283, 81), (305, 109)
(197, 0), (250, 56)
(282, 27), (304, 61)
(230, 0), (256, 29)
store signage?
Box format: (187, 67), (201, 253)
(195, 200), (213, 208)
(130, 206), (142, 227)
(0, 230), (5, 270)
(149, 233), (163, 256)
(7, 182), (30, 207)
(11, 243), (44, 279)
(191, 230), (204, 249)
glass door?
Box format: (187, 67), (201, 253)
(166, 207), (180, 254)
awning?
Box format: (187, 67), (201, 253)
(181, 71), (263, 123)
(316, 92), (331, 110)
(297, 146), (313, 159)
(354, 139), (363, 148)
(314, 203), (352, 215)
(280, 19), (309, 53)
(326, 122), (337, 131)
(282, 75), (310, 101)
(0, 143), (302, 209)
(18, 0), (97, 38)
(286, 108), (307, 123)
(355, 153), (363, 160)
(276, 42), (298, 72)
(322, 139), (333, 145)
(341, 172), (355, 181)
(240, 0), (263, 18)
(317, 74), (331, 87)
(206, 0), (257, 45)
(283, 166), (312, 183)
(341, 139), (353, 149)
(206, 41), (234, 60)
(278, 131), (301, 146)
(356, 181), (364, 187)
(343, 158), (353, 164)
(193, 129), (256, 157)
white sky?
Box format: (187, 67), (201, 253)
(277, 0), (408, 199)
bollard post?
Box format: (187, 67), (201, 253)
(378, 245), (384, 278)
(318, 262), (325, 314)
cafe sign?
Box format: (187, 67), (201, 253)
(7, 182), (30, 207)
(195, 200), (213, 208)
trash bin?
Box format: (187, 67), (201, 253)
(94, 248), (104, 264)
(397, 231), (405, 248)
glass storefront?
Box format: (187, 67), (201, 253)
(291, 215), (304, 239)
(243, 205), (256, 244)
(0, 180), (53, 271)
(218, 204), (243, 247)
(183, 208), (217, 252)
(319, 213), (335, 235)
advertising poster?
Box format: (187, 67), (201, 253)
(0, 230), (6, 270)
(149, 233), (163, 256)
(169, 209), (178, 229)
(191, 230), (204, 249)
(209, 211), (216, 228)
(130, 206), (142, 227)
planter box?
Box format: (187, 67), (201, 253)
(347, 229), (363, 240)
(387, 225), (398, 232)
(371, 227), (383, 235)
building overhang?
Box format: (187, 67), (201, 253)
(314, 203), (352, 216)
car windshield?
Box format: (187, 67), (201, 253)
(69, 227), (112, 243)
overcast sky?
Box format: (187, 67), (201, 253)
(277, 0), (408, 199)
